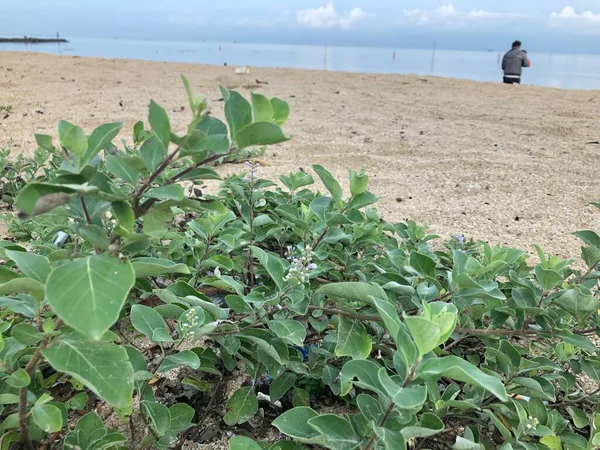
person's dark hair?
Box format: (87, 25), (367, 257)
(512, 40), (522, 48)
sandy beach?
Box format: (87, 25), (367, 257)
(1, 52), (599, 259)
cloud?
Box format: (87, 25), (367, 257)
(549, 6), (600, 26)
(403, 3), (523, 26)
(296, 3), (368, 30)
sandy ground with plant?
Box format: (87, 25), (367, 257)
(1, 51), (599, 260)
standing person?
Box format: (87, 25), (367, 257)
(502, 40), (531, 84)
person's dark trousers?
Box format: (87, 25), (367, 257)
(503, 76), (521, 84)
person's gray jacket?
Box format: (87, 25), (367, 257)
(502, 49), (530, 76)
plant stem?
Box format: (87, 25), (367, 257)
(80, 197), (92, 224)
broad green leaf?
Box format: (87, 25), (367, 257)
(340, 359), (386, 397)
(43, 340), (134, 408)
(0, 294), (40, 317)
(229, 436), (263, 450)
(5, 250), (50, 282)
(567, 406), (588, 428)
(378, 368), (427, 409)
(235, 122), (288, 149)
(78, 224), (110, 250)
(130, 304), (172, 343)
(196, 115), (228, 136)
(222, 88), (252, 140)
(270, 373), (297, 402)
(142, 206), (172, 237)
(357, 394), (383, 423)
(535, 265), (564, 290)
(58, 120), (87, 157)
(409, 251), (436, 279)
(292, 388), (310, 407)
(131, 257), (190, 278)
(404, 316), (441, 356)
(317, 282), (383, 306)
(335, 316), (372, 360)
(140, 135), (167, 172)
(175, 166), (221, 181)
(224, 387), (258, 425)
(312, 165), (342, 204)
(142, 401), (171, 435)
(32, 404), (63, 433)
(551, 330), (598, 354)
(271, 97), (290, 125)
(148, 100), (171, 147)
(419, 356), (507, 401)
(6, 368), (31, 388)
(83, 122), (123, 166)
(372, 297), (401, 345)
(146, 185), (185, 201)
(272, 407), (326, 445)
(307, 415), (359, 450)
(112, 201), (135, 235)
(451, 436), (485, 450)
(251, 92), (274, 122)
(554, 286), (599, 319)
(169, 403), (195, 433)
(349, 169), (369, 196)
(46, 254), (135, 340)
(400, 412), (444, 439)
(574, 230), (600, 247)
(11, 323), (42, 345)
(158, 350), (201, 373)
(374, 426), (406, 450)
(250, 246), (286, 289)
(15, 184), (75, 216)
(105, 154), (140, 184)
(268, 320), (306, 346)
(66, 392), (89, 410)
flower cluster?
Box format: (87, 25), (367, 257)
(283, 245), (317, 284)
(180, 308), (199, 338)
(243, 161), (260, 183)
(524, 416), (540, 433)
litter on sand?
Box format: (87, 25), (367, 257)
(235, 66), (251, 75)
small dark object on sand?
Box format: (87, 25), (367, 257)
(255, 79), (268, 85)
(586, 141), (600, 145)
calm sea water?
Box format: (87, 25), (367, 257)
(1, 38), (599, 90)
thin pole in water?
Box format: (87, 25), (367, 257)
(431, 40), (437, 73)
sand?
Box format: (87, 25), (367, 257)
(1, 52), (599, 260)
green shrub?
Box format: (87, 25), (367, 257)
(0, 77), (599, 450)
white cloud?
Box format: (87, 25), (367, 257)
(403, 3), (522, 26)
(296, 3), (368, 30)
(549, 6), (600, 26)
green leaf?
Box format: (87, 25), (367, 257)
(66, 392), (89, 410)
(409, 251), (436, 278)
(58, 120), (87, 157)
(32, 404), (63, 433)
(78, 224), (110, 250)
(535, 265), (564, 290)
(146, 185), (184, 201)
(83, 122), (123, 166)
(271, 97), (290, 125)
(142, 401), (171, 435)
(574, 230), (600, 247)
(112, 201), (135, 235)
(236, 122), (288, 149)
(0, 278), (44, 295)
(317, 282), (382, 306)
(340, 359), (386, 397)
(377, 368), (427, 409)
(270, 373), (297, 402)
(5, 250), (51, 282)
(15, 184), (75, 216)
(229, 436), (263, 450)
(335, 316), (372, 360)
(251, 92), (274, 122)
(158, 350), (201, 373)
(43, 340), (134, 408)
(46, 254), (135, 340)
(169, 403), (195, 433)
(175, 166), (221, 181)
(451, 436), (485, 450)
(371, 297), (401, 345)
(374, 426), (407, 450)
(222, 88), (252, 140)
(554, 286), (599, 319)
(224, 387), (258, 425)
(130, 305), (172, 343)
(250, 246), (286, 289)
(292, 388), (310, 407)
(131, 257), (190, 278)
(312, 165), (342, 204)
(400, 413), (444, 439)
(551, 330), (598, 354)
(268, 320), (306, 347)
(566, 406), (589, 428)
(6, 368), (31, 388)
(419, 356), (507, 401)
(404, 317), (441, 356)
(272, 407), (326, 445)
(307, 415), (359, 450)
(105, 154), (140, 184)
(149, 100), (171, 147)
(11, 323), (42, 345)
(140, 136), (167, 172)
(349, 169), (369, 196)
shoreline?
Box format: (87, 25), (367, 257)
(0, 37), (68, 44)
(1, 51), (599, 259)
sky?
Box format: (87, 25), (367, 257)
(1, 1), (600, 53)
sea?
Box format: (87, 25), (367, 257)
(1, 38), (600, 90)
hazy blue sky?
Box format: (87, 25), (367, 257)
(1, 1), (599, 52)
